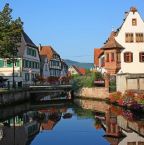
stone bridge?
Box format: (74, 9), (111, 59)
(29, 84), (72, 100)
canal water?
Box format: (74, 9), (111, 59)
(0, 98), (143, 145)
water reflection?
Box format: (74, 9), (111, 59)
(0, 99), (143, 145)
(75, 99), (144, 145)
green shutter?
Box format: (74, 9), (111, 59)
(27, 48), (29, 55)
(7, 60), (13, 67)
(0, 60), (4, 67)
(16, 60), (20, 67)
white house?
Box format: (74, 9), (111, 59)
(40, 55), (50, 78)
(115, 7), (144, 74)
(94, 7), (144, 92)
(0, 31), (40, 86)
(39, 45), (62, 77)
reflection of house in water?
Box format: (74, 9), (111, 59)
(0, 113), (40, 145)
(102, 109), (125, 145)
(117, 115), (144, 145)
(39, 108), (63, 131)
(95, 107), (144, 145)
(75, 98), (144, 145)
(105, 109), (123, 137)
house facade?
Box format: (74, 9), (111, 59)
(68, 65), (86, 76)
(61, 59), (68, 77)
(94, 7), (144, 75)
(115, 7), (144, 74)
(39, 46), (62, 78)
(94, 48), (105, 73)
(0, 31), (40, 86)
(40, 55), (50, 78)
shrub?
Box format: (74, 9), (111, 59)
(72, 72), (96, 90)
(95, 72), (103, 80)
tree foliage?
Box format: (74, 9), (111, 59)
(0, 3), (23, 58)
(72, 72), (96, 90)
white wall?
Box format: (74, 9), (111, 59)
(115, 11), (144, 74)
(42, 58), (50, 78)
(23, 46), (40, 83)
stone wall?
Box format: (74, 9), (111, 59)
(116, 73), (144, 93)
(0, 91), (30, 105)
(74, 87), (109, 99)
(74, 99), (110, 113)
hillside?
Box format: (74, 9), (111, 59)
(64, 59), (94, 69)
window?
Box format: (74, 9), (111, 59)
(138, 142), (144, 145)
(16, 60), (20, 67)
(7, 60), (13, 67)
(0, 60), (4, 67)
(136, 33), (144, 42)
(125, 33), (134, 42)
(132, 18), (137, 26)
(111, 53), (115, 61)
(127, 142), (136, 145)
(124, 52), (133, 63)
(3, 60), (7, 67)
(117, 53), (121, 62)
(106, 53), (109, 62)
(25, 73), (29, 81)
(45, 64), (48, 71)
(139, 52), (144, 62)
(25, 60), (29, 68)
(27, 47), (37, 57)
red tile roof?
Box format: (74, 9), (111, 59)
(72, 65), (86, 75)
(78, 68), (86, 75)
(101, 31), (123, 50)
(41, 120), (55, 130)
(94, 48), (104, 66)
(39, 46), (59, 60)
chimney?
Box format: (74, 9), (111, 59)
(38, 43), (42, 52)
(130, 7), (137, 14)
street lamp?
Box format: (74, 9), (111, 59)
(12, 47), (18, 89)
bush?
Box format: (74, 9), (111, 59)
(95, 72), (103, 80)
(72, 72), (95, 90)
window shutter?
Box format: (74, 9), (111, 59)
(124, 53), (126, 62)
(130, 53), (133, 62)
(139, 53), (141, 62)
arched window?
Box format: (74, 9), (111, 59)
(139, 52), (144, 62)
(124, 52), (133, 63)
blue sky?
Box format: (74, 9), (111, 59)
(0, 0), (144, 62)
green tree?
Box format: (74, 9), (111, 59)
(0, 3), (23, 58)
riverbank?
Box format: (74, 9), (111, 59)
(0, 89), (30, 105)
(74, 87), (109, 100)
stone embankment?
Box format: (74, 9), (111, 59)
(74, 87), (109, 100)
(0, 90), (30, 105)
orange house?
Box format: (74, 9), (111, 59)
(101, 32), (123, 74)
(94, 32), (123, 75)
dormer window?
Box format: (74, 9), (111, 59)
(132, 18), (137, 26)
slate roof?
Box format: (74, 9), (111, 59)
(17, 31), (38, 57)
(22, 31), (37, 48)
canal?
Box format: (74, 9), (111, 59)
(0, 98), (143, 145)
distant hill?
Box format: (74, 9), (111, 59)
(64, 59), (94, 69)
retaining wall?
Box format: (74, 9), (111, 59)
(74, 87), (109, 99)
(0, 90), (30, 105)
